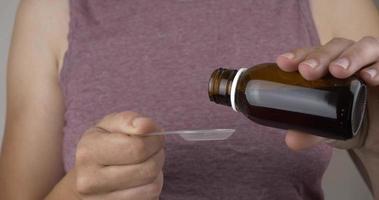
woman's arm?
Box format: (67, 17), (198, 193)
(311, 0), (379, 43)
(0, 2), (166, 200)
(0, 0), (70, 199)
(310, 0), (379, 196)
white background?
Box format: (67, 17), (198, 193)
(0, 1), (377, 199)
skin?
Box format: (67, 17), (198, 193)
(0, 0), (378, 199)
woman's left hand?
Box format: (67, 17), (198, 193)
(276, 36), (379, 165)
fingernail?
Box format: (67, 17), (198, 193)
(280, 53), (295, 60)
(302, 59), (318, 68)
(333, 58), (350, 69)
(132, 117), (145, 128)
(365, 68), (377, 78)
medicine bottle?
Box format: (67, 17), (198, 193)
(208, 63), (367, 140)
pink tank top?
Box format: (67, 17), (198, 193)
(60, 1), (332, 199)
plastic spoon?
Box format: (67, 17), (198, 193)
(146, 129), (235, 141)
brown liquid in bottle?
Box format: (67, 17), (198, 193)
(208, 63), (367, 140)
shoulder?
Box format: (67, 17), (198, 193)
(15, 0), (69, 71)
(309, 0), (379, 43)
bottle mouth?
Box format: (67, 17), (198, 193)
(208, 68), (237, 106)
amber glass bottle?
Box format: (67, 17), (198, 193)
(208, 63), (367, 140)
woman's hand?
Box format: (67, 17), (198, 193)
(276, 36), (379, 193)
(74, 112), (165, 200)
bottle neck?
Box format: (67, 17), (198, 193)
(208, 68), (237, 107)
(208, 68), (246, 111)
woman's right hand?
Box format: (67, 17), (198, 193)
(74, 112), (165, 200)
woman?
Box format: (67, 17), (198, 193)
(0, 0), (378, 199)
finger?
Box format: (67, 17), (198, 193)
(285, 129), (329, 151)
(77, 149), (165, 194)
(329, 36), (379, 79)
(298, 38), (354, 80)
(87, 149), (165, 194)
(85, 171), (164, 200)
(76, 131), (164, 166)
(107, 171), (164, 200)
(359, 63), (379, 86)
(96, 111), (160, 135)
(276, 47), (315, 72)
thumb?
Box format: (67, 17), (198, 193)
(285, 129), (332, 151)
(96, 111), (160, 135)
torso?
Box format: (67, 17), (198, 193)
(58, 1), (332, 199)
